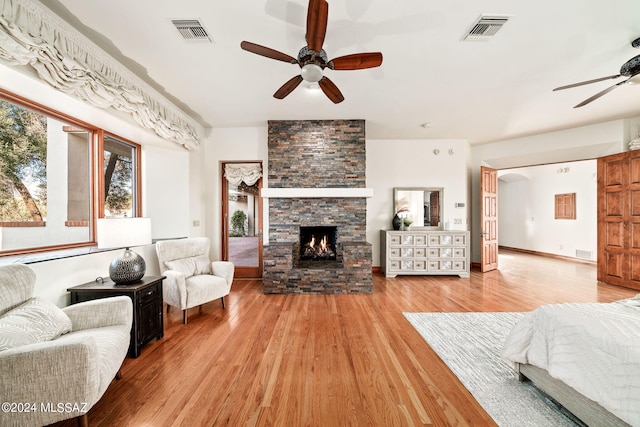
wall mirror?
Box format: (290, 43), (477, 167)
(393, 187), (443, 229)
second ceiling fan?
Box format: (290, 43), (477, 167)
(241, 0), (383, 104)
(553, 37), (640, 108)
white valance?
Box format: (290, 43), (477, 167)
(224, 163), (262, 187)
(0, 0), (200, 149)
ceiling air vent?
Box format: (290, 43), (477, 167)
(171, 19), (212, 42)
(463, 15), (510, 41)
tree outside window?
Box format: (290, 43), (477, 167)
(103, 135), (136, 218)
(0, 100), (47, 222)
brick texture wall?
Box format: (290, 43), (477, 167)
(268, 119), (365, 188)
(264, 119), (372, 294)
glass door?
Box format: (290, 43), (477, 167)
(222, 162), (262, 278)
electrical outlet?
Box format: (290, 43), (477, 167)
(454, 218), (462, 224)
(193, 220), (200, 227)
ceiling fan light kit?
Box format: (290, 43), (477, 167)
(301, 63), (324, 83)
(240, 0), (383, 104)
(554, 37), (640, 108)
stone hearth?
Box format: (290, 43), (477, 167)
(262, 120), (372, 294)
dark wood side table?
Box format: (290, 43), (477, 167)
(68, 276), (165, 358)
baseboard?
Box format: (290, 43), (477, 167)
(499, 246), (595, 265)
(372, 266), (382, 274)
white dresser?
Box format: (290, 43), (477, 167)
(380, 230), (470, 278)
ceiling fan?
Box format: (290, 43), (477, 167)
(553, 37), (640, 108)
(240, 0), (383, 104)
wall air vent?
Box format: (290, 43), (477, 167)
(576, 249), (592, 260)
(463, 15), (510, 41)
(171, 19), (212, 42)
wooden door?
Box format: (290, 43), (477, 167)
(480, 166), (498, 272)
(597, 151), (640, 290)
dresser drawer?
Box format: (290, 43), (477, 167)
(429, 260), (454, 271)
(138, 283), (161, 305)
(415, 235), (427, 245)
(401, 235), (414, 245)
(453, 261), (466, 271)
(453, 248), (466, 258)
(453, 235), (467, 245)
(401, 248), (414, 257)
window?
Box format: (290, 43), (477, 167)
(0, 89), (141, 255)
(555, 193), (576, 220)
(102, 135), (140, 218)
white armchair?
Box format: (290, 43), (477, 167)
(0, 264), (132, 427)
(155, 237), (234, 324)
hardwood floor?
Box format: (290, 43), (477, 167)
(52, 250), (637, 427)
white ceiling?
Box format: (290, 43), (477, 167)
(42, 0), (640, 145)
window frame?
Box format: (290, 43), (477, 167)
(98, 132), (142, 219)
(554, 193), (576, 220)
(0, 88), (142, 256)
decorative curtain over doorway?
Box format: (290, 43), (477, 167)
(224, 163), (262, 187)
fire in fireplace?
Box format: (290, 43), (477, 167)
(299, 226), (337, 261)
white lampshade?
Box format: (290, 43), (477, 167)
(96, 217), (152, 249)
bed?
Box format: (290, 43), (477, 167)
(502, 295), (640, 426)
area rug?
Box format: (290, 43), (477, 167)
(403, 312), (584, 427)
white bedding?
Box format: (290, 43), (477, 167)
(502, 296), (640, 426)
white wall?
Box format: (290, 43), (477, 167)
(143, 145), (191, 239)
(498, 160), (597, 260)
(367, 139), (470, 266)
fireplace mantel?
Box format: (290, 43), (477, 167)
(261, 188), (373, 198)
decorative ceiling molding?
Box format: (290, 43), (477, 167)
(0, 0), (201, 149)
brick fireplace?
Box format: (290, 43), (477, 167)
(262, 119), (372, 294)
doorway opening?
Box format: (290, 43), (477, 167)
(486, 159), (597, 272)
(222, 162), (263, 278)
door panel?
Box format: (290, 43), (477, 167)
(597, 151), (640, 290)
(480, 166), (498, 272)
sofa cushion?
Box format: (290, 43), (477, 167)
(0, 297), (72, 351)
(0, 265), (36, 316)
(165, 255), (212, 277)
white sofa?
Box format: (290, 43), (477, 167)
(0, 264), (132, 427)
(155, 237), (234, 324)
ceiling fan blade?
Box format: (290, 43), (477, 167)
(573, 78), (630, 108)
(318, 76), (344, 104)
(306, 0), (328, 52)
(553, 74), (622, 91)
(241, 41), (297, 64)
(274, 75), (304, 99)
(329, 52), (383, 70)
